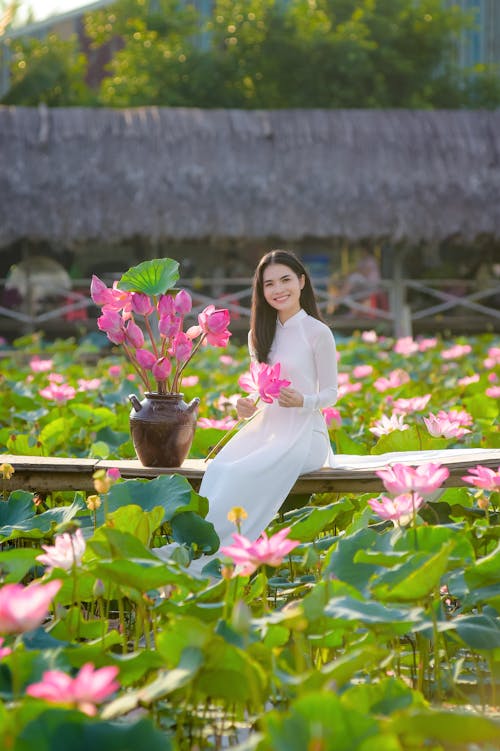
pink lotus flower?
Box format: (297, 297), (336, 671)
(26, 662), (119, 716)
(197, 305), (231, 347)
(39, 383), (76, 404)
(352, 364), (373, 379)
(418, 338), (438, 352)
(198, 416), (238, 430)
(462, 465), (500, 491)
(375, 462), (450, 496)
(441, 344), (472, 360)
(90, 275), (113, 306)
(220, 527), (300, 576)
(438, 408), (473, 427)
(361, 330), (378, 342)
(48, 373), (64, 384)
(216, 393), (239, 411)
(457, 374), (480, 387)
(369, 413), (409, 437)
(374, 369), (410, 393)
(423, 413), (470, 439)
(219, 355), (235, 366)
(392, 394), (431, 415)
(486, 385), (500, 398)
(337, 381), (362, 399)
(78, 378), (102, 391)
(108, 365), (121, 378)
(238, 361), (291, 404)
(484, 346), (500, 369)
(97, 308), (123, 336)
(36, 529), (86, 571)
(29, 357), (54, 373)
(368, 493), (425, 526)
(394, 337), (419, 355)
(0, 580), (62, 634)
(322, 407), (342, 429)
(106, 467), (121, 481)
(104, 282), (132, 313)
(181, 375), (199, 387)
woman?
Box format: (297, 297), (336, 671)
(159, 250), (338, 572)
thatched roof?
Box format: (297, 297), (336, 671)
(1, 105), (500, 247)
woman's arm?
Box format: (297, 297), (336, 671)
(302, 326), (338, 411)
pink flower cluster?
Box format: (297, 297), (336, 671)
(368, 462), (450, 526)
(91, 276), (231, 394)
(441, 344), (472, 360)
(27, 662), (119, 716)
(220, 526), (300, 576)
(238, 362), (291, 404)
(374, 369), (410, 393)
(198, 416), (238, 430)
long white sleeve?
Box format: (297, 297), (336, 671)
(301, 323), (338, 411)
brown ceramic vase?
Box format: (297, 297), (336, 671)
(128, 392), (200, 467)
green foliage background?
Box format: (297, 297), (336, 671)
(3, 0), (500, 108)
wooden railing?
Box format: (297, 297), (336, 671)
(0, 276), (499, 339)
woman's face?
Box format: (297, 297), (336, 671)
(262, 263), (305, 322)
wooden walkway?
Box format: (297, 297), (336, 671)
(2, 449), (499, 496)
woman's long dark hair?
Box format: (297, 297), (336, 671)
(250, 249), (323, 363)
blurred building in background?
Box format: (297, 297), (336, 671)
(444, 0), (500, 68)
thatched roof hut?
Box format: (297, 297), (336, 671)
(1, 105), (500, 247)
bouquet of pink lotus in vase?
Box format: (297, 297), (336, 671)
(90, 258), (231, 467)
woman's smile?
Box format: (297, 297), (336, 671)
(262, 263), (305, 323)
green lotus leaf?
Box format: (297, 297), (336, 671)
(117, 258), (179, 295)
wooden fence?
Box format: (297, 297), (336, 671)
(1, 275), (499, 340)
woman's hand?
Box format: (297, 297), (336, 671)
(278, 386), (304, 408)
(236, 397), (257, 419)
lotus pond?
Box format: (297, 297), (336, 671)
(0, 329), (499, 750)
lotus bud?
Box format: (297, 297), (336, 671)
(157, 294), (175, 317)
(131, 292), (154, 317)
(135, 349), (156, 370)
(172, 332), (193, 363)
(106, 329), (126, 345)
(158, 314), (181, 339)
(152, 357), (172, 381)
(125, 320), (145, 349)
(93, 578), (106, 598)
(174, 289), (192, 315)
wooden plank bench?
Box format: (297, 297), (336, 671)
(2, 449), (500, 496)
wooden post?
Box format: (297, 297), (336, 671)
(390, 247), (412, 338)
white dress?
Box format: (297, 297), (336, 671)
(156, 308), (338, 572)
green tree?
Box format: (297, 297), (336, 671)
(201, 0), (483, 108)
(85, 0), (202, 106)
(1, 33), (93, 105)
